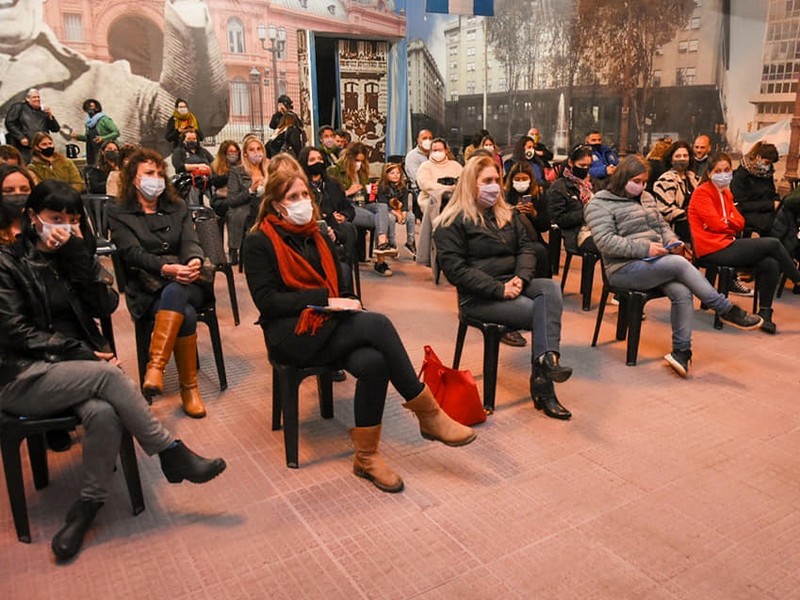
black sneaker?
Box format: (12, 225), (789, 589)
(374, 243), (399, 258)
(374, 262), (393, 277)
(664, 349), (692, 378)
(500, 330), (527, 347)
(404, 241), (417, 258)
(719, 305), (763, 330)
(729, 277), (753, 296)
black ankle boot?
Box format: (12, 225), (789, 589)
(159, 440), (227, 484)
(536, 352), (573, 383)
(530, 374), (572, 420)
(758, 308), (777, 334)
(51, 499), (103, 561)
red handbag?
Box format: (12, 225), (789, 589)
(419, 345), (487, 426)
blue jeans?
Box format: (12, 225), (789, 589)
(460, 278), (564, 360)
(351, 203), (389, 237)
(387, 211), (415, 247)
(609, 255), (732, 352)
(152, 282), (205, 336)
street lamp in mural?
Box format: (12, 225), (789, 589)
(257, 24), (287, 114)
(249, 66), (264, 138)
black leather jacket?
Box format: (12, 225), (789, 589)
(0, 236), (117, 386)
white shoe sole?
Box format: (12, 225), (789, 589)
(664, 353), (689, 378)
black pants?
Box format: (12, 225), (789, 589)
(311, 312), (424, 427)
(702, 237), (800, 308)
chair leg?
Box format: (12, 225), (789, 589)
(615, 295), (630, 341)
(1, 433), (32, 542)
(453, 320), (469, 368)
(204, 315), (228, 391)
(581, 255), (597, 312)
(625, 293), (646, 366)
(27, 434), (49, 490)
(119, 431), (145, 516)
(279, 372), (301, 469)
(481, 326), (504, 413)
(317, 372), (334, 419)
(223, 266), (240, 326)
(271, 366), (282, 431)
(591, 287), (610, 347)
(560, 253), (572, 292)
(134, 320), (151, 389)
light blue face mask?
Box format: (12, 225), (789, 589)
(711, 172), (733, 188)
(138, 176), (166, 201)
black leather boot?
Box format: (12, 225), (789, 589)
(758, 308), (777, 334)
(159, 440), (227, 484)
(51, 499), (103, 561)
(536, 351), (573, 383)
(530, 371), (572, 420)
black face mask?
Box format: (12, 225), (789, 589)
(571, 166), (589, 179)
(591, 144), (602, 152)
(307, 162), (327, 177)
(2, 194), (28, 215)
(185, 141), (198, 151)
(39, 147), (55, 158)
(87, 109), (97, 117)
(104, 150), (119, 162)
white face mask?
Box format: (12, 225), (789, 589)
(138, 176), (166, 201)
(354, 161), (363, 172)
(177, 107), (189, 115)
(430, 150), (446, 162)
(37, 218), (73, 243)
(512, 180), (530, 193)
(420, 138), (432, 151)
(282, 198), (314, 225)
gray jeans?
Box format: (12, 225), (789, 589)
(460, 278), (564, 360)
(0, 361), (173, 501)
(352, 203), (389, 236)
(609, 255), (732, 351)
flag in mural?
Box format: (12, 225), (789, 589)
(425, 0), (494, 17)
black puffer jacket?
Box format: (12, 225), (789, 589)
(769, 190), (800, 258)
(547, 177), (586, 252)
(0, 237), (117, 386)
(731, 165), (778, 235)
(434, 210), (535, 304)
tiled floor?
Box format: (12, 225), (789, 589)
(1, 251), (799, 599)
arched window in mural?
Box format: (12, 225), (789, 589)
(364, 82), (379, 113)
(230, 79), (250, 116)
(227, 18), (245, 54)
(108, 15), (164, 81)
(344, 82), (359, 113)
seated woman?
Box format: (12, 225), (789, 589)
(688, 152), (800, 334)
(266, 110), (304, 158)
(0, 180), (225, 562)
(165, 98), (204, 149)
(85, 140), (121, 194)
(504, 160), (551, 278)
(0, 164), (35, 243)
(731, 141), (780, 236)
(479, 135), (504, 175)
(548, 145), (598, 256)
(227, 135), (269, 265)
(0, 144), (25, 166)
(108, 148), (212, 418)
(652, 141), (698, 245)
(434, 154), (574, 420)
(244, 169), (476, 493)
(584, 155), (763, 378)
(502, 135), (547, 186)
(171, 128), (214, 175)
(105, 143), (139, 198)
(27, 132), (83, 193)
(769, 185), (800, 285)
(377, 162), (416, 257)
(209, 140), (241, 258)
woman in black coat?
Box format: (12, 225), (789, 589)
(108, 148), (211, 418)
(0, 180), (224, 561)
(547, 145), (598, 254)
(244, 169), (475, 494)
(731, 142), (780, 235)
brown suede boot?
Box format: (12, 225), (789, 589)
(402, 385), (477, 447)
(173, 334), (207, 418)
(142, 310), (184, 398)
(349, 425), (404, 493)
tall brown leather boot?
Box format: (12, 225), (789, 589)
(349, 425), (404, 493)
(142, 310), (184, 398)
(173, 334), (207, 418)
(402, 384), (477, 447)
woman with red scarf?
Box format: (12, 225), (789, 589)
(244, 170), (476, 493)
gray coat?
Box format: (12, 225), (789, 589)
(584, 189), (679, 276)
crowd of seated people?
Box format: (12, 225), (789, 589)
(4, 95), (800, 566)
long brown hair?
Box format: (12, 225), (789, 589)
(249, 169), (320, 233)
(699, 152), (732, 184)
(211, 140), (240, 176)
(119, 148), (179, 208)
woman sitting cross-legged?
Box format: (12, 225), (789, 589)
(433, 154), (574, 420)
(108, 148), (212, 418)
(584, 155), (763, 378)
(244, 169), (476, 493)
(688, 152), (800, 334)
(0, 180), (225, 562)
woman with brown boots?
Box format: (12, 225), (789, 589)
(244, 166), (477, 493)
(108, 148), (211, 418)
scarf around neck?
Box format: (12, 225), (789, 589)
(259, 215), (339, 336)
(172, 110), (199, 132)
(85, 111), (106, 128)
(741, 153), (773, 179)
(564, 168), (594, 204)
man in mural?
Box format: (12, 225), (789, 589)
(0, 0), (228, 155)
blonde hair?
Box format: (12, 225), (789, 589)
(241, 136), (269, 179)
(435, 155), (511, 230)
(268, 152), (304, 178)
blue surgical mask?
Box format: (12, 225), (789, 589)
(711, 172), (733, 188)
(138, 176), (166, 201)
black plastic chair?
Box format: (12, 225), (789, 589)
(81, 194), (117, 257)
(560, 246), (600, 311)
(452, 314), (511, 413)
(189, 205), (240, 326)
(591, 259), (667, 366)
(0, 412), (144, 543)
(265, 334), (335, 469)
(548, 225), (562, 276)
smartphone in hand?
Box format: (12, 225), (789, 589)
(520, 195), (533, 204)
(664, 240), (683, 250)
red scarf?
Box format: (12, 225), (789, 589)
(259, 215), (339, 335)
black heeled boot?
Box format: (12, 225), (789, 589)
(758, 308), (777, 334)
(530, 370), (572, 420)
(159, 440), (227, 484)
(536, 351), (573, 383)
(51, 499), (103, 561)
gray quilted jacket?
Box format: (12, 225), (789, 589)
(584, 189), (679, 276)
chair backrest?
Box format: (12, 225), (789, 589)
(597, 254), (612, 288)
(81, 194), (115, 239)
(190, 205), (228, 267)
